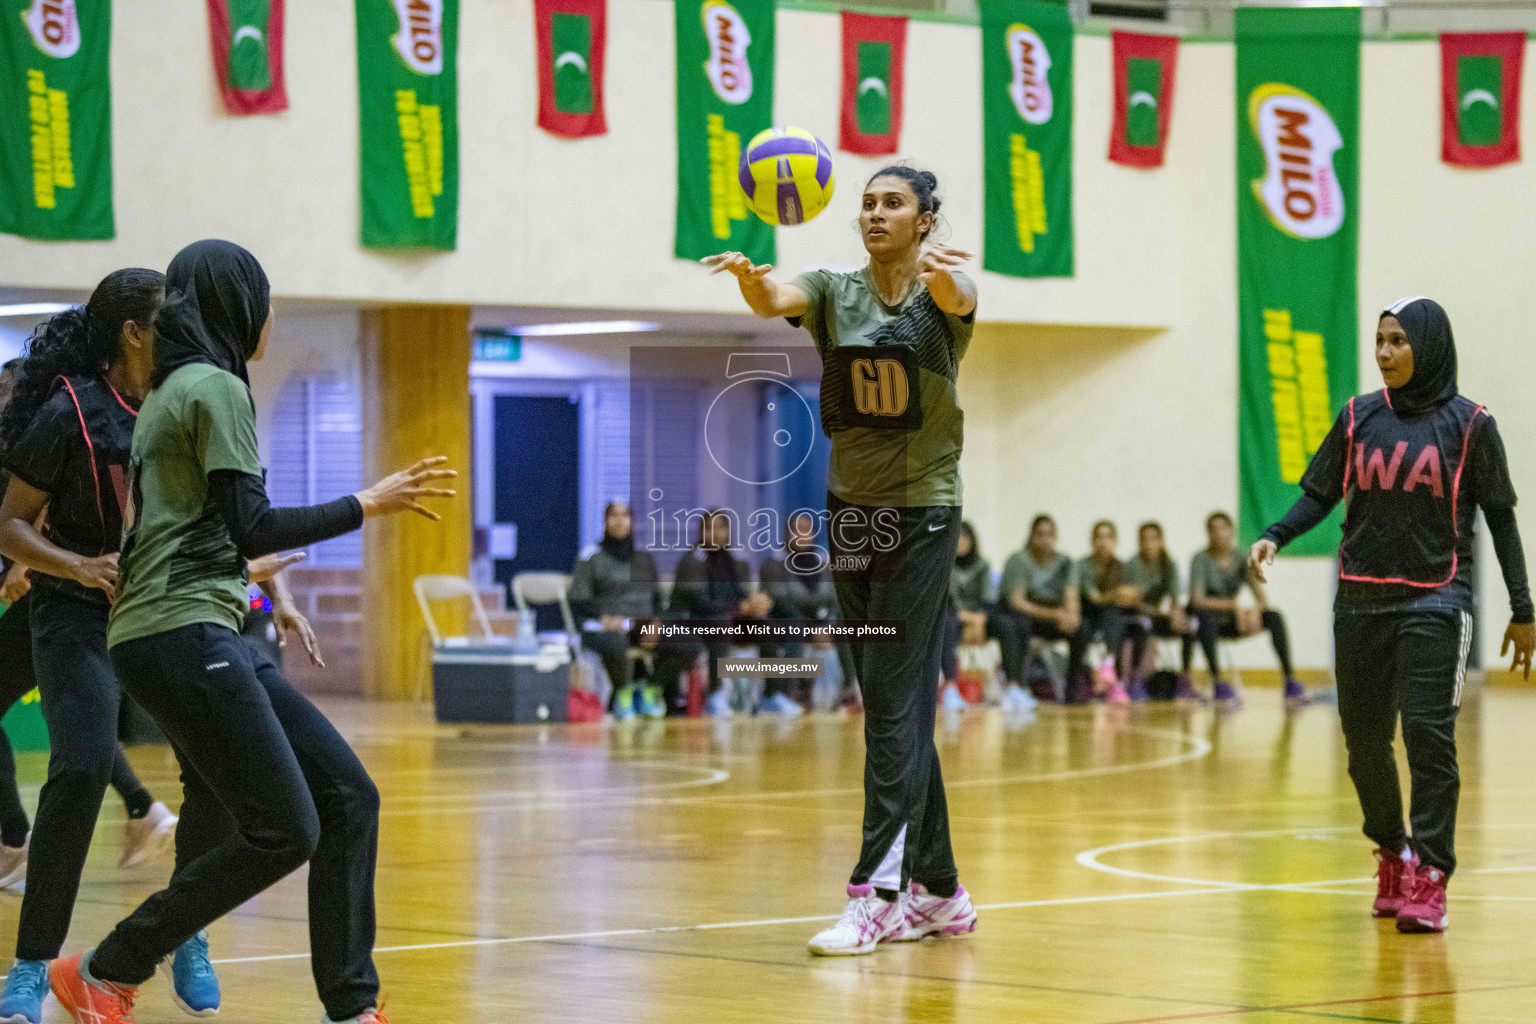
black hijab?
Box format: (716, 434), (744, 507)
(152, 239), (270, 388)
(955, 522), (980, 569)
(599, 501), (633, 562)
(1382, 296), (1457, 417)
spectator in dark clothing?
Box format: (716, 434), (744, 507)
(1001, 514), (1081, 702)
(941, 521), (1025, 708)
(568, 501), (664, 719)
(759, 512), (838, 716)
(1123, 521), (1197, 701)
(654, 511), (769, 718)
(1075, 520), (1138, 702)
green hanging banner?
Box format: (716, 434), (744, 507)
(674, 0), (774, 264)
(1236, 7), (1360, 554)
(980, 0), (1073, 278)
(0, 0), (113, 241)
(356, 0), (459, 250)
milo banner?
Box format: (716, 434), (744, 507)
(0, 0), (113, 240)
(1236, 7), (1360, 554)
(980, 0), (1073, 278)
(357, 0), (459, 250)
(675, 0), (774, 264)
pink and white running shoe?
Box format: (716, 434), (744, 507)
(807, 884), (907, 956)
(895, 882), (978, 941)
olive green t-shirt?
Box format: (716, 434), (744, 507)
(1125, 554), (1180, 606)
(999, 549), (1077, 609)
(108, 364), (264, 648)
(789, 267), (974, 508)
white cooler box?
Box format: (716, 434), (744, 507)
(431, 645), (571, 724)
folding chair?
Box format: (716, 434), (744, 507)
(412, 575), (505, 702)
(512, 572), (580, 655)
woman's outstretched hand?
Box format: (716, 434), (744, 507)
(356, 457), (457, 522)
(1248, 539), (1278, 584)
(248, 551), (307, 584)
(701, 252), (774, 281)
(1502, 620), (1534, 679)
(917, 243), (973, 285)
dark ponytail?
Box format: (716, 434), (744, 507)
(867, 165), (942, 241)
(0, 268), (164, 461)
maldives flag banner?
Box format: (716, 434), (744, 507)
(206, 0), (288, 115)
(1441, 32), (1524, 167)
(840, 11), (905, 156)
(674, 0), (775, 264)
(0, 0), (114, 240)
(536, 0), (606, 138)
(356, 0), (459, 250)
(980, 0), (1074, 278)
(1236, 6), (1360, 555)
(1108, 31), (1178, 168)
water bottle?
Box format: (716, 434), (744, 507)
(513, 609), (538, 654)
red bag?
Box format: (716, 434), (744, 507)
(568, 688), (604, 723)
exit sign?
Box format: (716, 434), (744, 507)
(473, 330), (521, 362)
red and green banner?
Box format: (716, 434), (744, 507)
(1108, 31), (1178, 168)
(206, 0), (288, 115)
(536, 0), (606, 138)
(0, 0), (113, 240)
(839, 11), (905, 156)
(356, 0), (459, 250)
(1441, 32), (1523, 168)
(674, 0), (774, 264)
(1237, 6), (1360, 554)
(981, 0), (1073, 278)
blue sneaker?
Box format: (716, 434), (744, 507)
(637, 684), (667, 719)
(1212, 681), (1240, 706)
(761, 693), (804, 718)
(941, 684), (966, 713)
(707, 688), (733, 718)
(0, 959), (47, 1024)
(611, 685), (636, 722)
(160, 931), (220, 1016)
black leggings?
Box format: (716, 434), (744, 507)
(96, 623), (381, 1022)
(15, 588), (155, 962)
(1124, 614), (1192, 676)
(1194, 608), (1294, 681)
(941, 604), (1025, 685)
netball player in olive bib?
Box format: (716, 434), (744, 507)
(1252, 297), (1535, 934)
(705, 166), (978, 955)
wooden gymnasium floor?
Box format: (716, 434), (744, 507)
(12, 685), (1536, 1023)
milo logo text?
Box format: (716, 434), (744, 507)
(1006, 23), (1052, 125)
(23, 0), (79, 60)
(850, 358), (910, 417)
(702, 0), (753, 105)
(392, 0), (444, 76)
(1249, 84), (1345, 239)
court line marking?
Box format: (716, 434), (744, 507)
(1077, 828), (1536, 901)
(1101, 979), (1536, 1024)
(206, 885), (1256, 965)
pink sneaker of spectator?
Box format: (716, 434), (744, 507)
(895, 882), (978, 941)
(807, 884), (906, 956)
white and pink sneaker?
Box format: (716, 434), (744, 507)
(807, 884), (906, 956)
(896, 881), (978, 941)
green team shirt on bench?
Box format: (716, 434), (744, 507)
(109, 363), (264, 648)
(789, 267), (974, 508)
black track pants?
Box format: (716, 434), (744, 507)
(829, 493), (961, 893)
(1334, 607), (1470, 875)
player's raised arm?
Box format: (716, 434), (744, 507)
(700, 252), (808, 319)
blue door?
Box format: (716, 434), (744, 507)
(493, 394), (580, 625)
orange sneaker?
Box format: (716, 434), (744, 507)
(49, 952), (137, 1024)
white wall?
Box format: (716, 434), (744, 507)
(4, 6), (1536, 670)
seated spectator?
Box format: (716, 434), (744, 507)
(1076, 520), (1138, 703)
(1188, 511), (1308, 707)
(758, 512), (838, 718)
(662, 510), (770, 718)
(942, 522), (1028, 711)
(1122, 521), (1196, 701)
(1001, 514), (1082, 701)
(568, 501), (663, 720)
